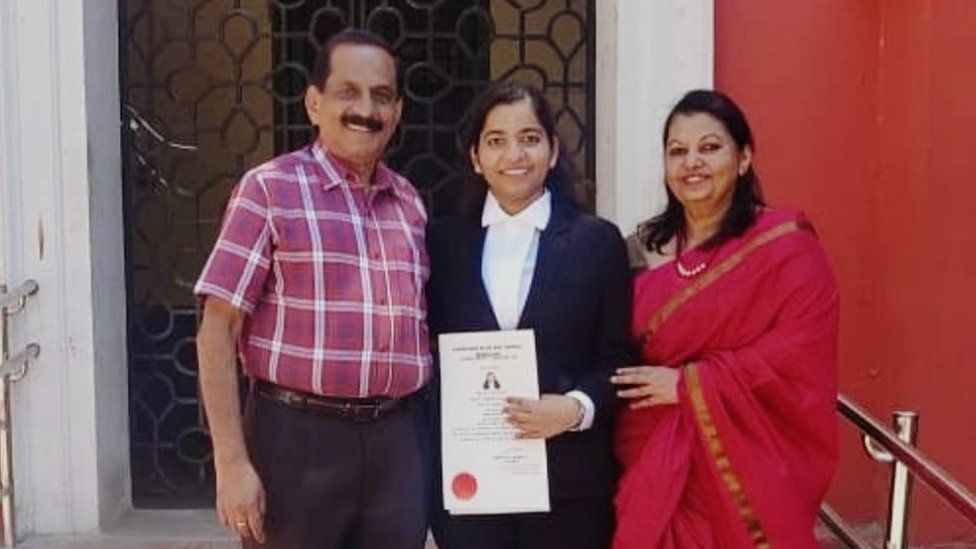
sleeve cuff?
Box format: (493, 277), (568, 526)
(565, 390), (595, 431)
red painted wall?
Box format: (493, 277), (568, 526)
(715, 0), (976, 543)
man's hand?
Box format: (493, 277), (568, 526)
(503, 394), (581, 439)
(611, 365), (680, 409)
(216, 457), (266, 543)
(197, 297), (265, 541)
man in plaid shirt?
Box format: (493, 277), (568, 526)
(195, 29), (431, 548)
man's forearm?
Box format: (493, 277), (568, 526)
(197, 314), (249, 466)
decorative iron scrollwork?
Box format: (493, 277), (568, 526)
(121, 0), (594, 506)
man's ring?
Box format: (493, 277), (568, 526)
(235, 521), (247, 527)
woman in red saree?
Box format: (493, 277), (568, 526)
(611, 90), (839, 548)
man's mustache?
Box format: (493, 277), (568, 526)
(340, 114), (384, 132)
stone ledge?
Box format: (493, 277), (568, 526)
(20, 509), (236, 548)
(20, 510), (439, 548)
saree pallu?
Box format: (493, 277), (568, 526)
(614, 210), (840, 548)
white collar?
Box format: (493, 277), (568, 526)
(481, 190), (551, 231)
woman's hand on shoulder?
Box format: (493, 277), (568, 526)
(611, 366), (680, 409)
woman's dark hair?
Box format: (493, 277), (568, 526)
(639, 89), (766, 252)
(456, 81), (576, 217)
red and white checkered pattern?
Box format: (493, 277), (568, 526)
(195, 142), (431, 398)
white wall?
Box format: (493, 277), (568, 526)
(0, 0), (128, 537)
(595, 0), (714, 235)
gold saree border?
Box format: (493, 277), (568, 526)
(686, 363), (771, 548)
(643, 219), (812, 337)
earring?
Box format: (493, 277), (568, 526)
(474, 164), (482, 174)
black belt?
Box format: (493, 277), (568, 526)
(253, 380), (407, 423)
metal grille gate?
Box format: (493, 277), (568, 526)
(120, 0), (595, 507)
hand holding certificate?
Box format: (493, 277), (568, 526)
(439, 330), (550, 515)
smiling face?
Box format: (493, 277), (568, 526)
(304, 43), (402, 172)
(470, 98), (559, 215)
(664, 112), (752, 212)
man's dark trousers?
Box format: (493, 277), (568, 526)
(241, 386), (430, 549)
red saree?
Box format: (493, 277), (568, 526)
(614, 210), (839, 548)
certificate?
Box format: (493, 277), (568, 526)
(439, 329), (550, 515)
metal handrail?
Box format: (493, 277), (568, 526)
(838, 395), (976, 524)
(819, 503), (874, 548)
(0, 280), (40, 548)
(821, 394), (976, 549)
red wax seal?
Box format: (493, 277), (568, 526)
(451, 472), (478, 500)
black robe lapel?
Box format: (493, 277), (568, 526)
(464, 221), (501, 330)
(517, 201), (574, 329)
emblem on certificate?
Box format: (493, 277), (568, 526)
(438, 329), (551, 515)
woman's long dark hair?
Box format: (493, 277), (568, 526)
(456, 81), (577, 218)
(639, 89), (766, 252)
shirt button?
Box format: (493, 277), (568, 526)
(378, 296), (387, 306)
(371, 251), (381, 260)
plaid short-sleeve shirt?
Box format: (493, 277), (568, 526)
(195, 142), (432, 397)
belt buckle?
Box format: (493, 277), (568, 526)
(284, 392), (304, 408)
(342, 401), (383, 423)
(344, 402), (375, 423)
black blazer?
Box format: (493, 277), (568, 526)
(426, 197), (632, 499)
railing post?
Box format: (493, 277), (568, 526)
(0, 284), (13, 548)
(885, 411), (919, 549)
(0, 369), (13, 548)
(840, 395), (976, 544)
(0, 281), (40, 547)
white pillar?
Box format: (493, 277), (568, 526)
(0, 0), (129, 537)
(595, 0), (714, 235)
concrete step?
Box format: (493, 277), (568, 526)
(20, 510), (440, 548)
(20, 510), (234, 549)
